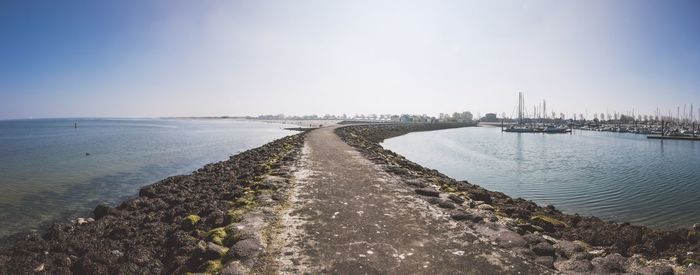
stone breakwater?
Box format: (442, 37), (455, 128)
(1, 123), (698, 275)
(335, 123), (700, 274)
(0, 132), (305, 274)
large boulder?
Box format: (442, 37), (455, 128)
(636, 265), (674, 275)
(449, 210), (483, 223)
(203, 242), (229, 260)
(532, 242), (555, 256)
(437, 200), (456, 209)
(523, 233), (546, 246)
(227, 238), (263, 266)
(530, 215), (567, 233)
(415, 188), (440, 197)
(493, 230), (527, 249)
(93, 204), (120, 220)
(535, 256), (554, 268)
(591, 253), (627, 273)
(181, 215), (201, 230)
(447, 194), (465, 204)
(405, 179), (427, 188)
(554, 240), (584, 259)
(554, 259), (594, 273)
(468, 189), (492, 204)
(220, 261), (247, 275)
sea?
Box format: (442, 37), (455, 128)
(382, 126), (700, 229)
(0, 118), (294, 238)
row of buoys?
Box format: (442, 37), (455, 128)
(74, 122), (90, 156)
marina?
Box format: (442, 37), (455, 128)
(382, 126), (700, 229)
(502, 92), (572, 134)
(501, 92), (699, 140)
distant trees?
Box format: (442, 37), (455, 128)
(439, 111), (473, 123)
(453, 111), (473, 123)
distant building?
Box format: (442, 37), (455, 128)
(481, 113), (498, 122)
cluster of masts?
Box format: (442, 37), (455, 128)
(511, 92), (699, 124)
(514, 92), (564, 122)
(652, 105), (698, 124)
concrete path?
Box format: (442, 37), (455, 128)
(274, 126), (548, 274)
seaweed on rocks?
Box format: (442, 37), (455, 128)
(336, 123), (700, 274)
(0, 132), (305, 274)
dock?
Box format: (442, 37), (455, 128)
(647, 135), (700, 141)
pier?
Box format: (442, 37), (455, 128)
(647, 135), (700, 141)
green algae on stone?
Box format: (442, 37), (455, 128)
(232, 189), (256, 208)
(225, 209), (246, 224)
(198, 260), (222, 274)
(222, 224), (252, 246)
(182, 214), (201, 230)
(207, 227), (228, 245)
(530, 215), (568, 232)
(206, 242), (229, 259)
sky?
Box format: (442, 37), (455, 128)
(1, 0), (699, 120)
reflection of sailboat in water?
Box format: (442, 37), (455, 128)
(504, 92), (537, 133)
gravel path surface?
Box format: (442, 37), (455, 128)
(275, 126), (550, 274)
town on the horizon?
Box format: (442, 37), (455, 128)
(250, 104), (700, 125)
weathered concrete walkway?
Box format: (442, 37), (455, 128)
(273, 126), (549, 274)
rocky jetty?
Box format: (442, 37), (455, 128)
(1, 122), (698, 274)
(0, 133), (305, 274)
(336, 123), (700, 274)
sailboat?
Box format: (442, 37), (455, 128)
(504, 92), (537, 133)
(542, 125), (571, 133)
(503, 92), (571, 134)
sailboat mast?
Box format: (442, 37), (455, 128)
(518, 92), (523, 125)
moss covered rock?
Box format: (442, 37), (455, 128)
(223, 225), (252, 247)
(198, 260), (222, 274)
(204, 242), (229, 260)
(225, 209), (246, 224)
(531, 215), (568, 233)
(207, 227), (227, 245)
(688, 230), (699, 243)
(182, 214), (201, 230)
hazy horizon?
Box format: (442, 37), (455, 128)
(2, 0), (699, 120)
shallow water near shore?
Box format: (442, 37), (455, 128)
(382, 126), (700, 229)
(0, 118), (293, 238)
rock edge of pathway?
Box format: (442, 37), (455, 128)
(0, 132), (306, 274)
(335, 123), (700, 275)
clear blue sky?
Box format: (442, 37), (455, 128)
(1, 0), (699, 119)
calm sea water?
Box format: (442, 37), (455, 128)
(382, 126), (700, 229)
(0, 118), (293, 238)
